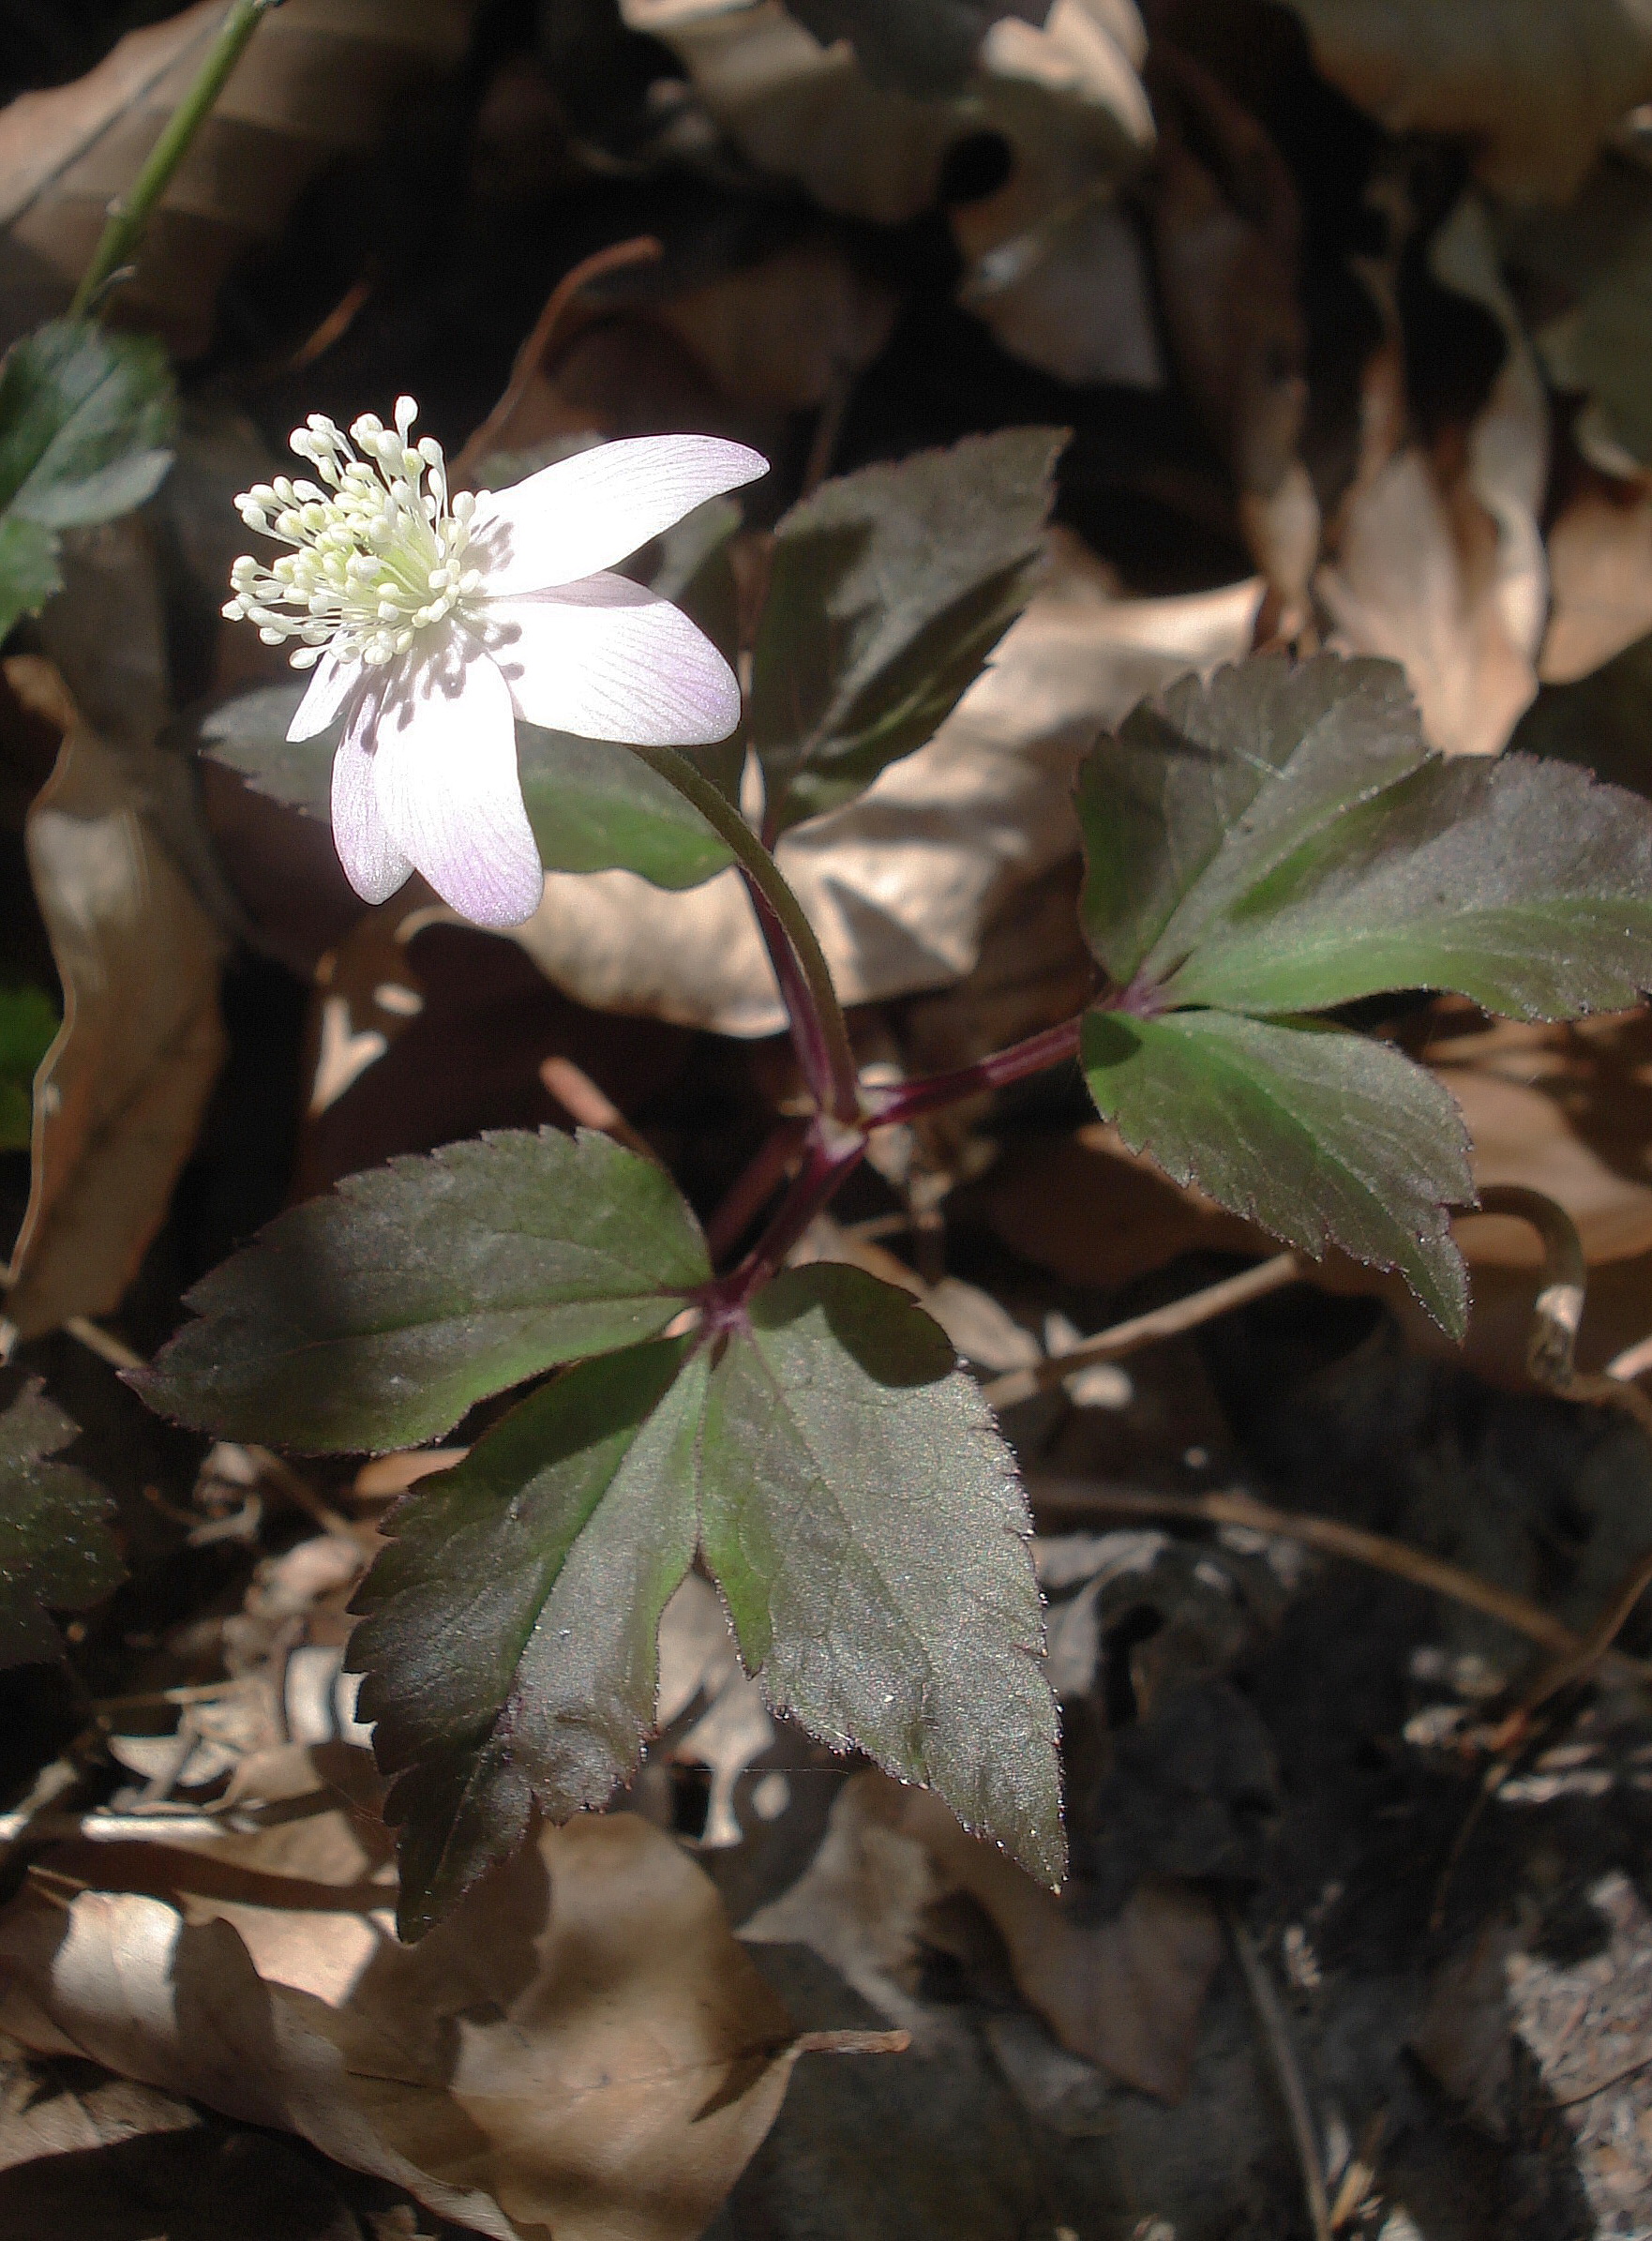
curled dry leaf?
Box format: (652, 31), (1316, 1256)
(0, 1791), (822, 2241)
(1539, 474), (1652, 684)
(1, 647), (226, 1344)
(512, 539), (1261, 1033)
(1283, 0), (1652, 201)
(0, 0), (483, 356)
(1318, 198), (1549, 758)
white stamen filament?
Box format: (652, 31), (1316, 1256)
(222, 398), (482, 669)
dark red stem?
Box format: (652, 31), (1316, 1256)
(743, 876), (847, 1120)
(864, 1015), (1085, 1128)
(703, 1115), (810, 1266)
(700, 1116), (868, 1326)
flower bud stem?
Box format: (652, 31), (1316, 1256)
(70, 0), (284, 321)
(637, 745), (862, 1125)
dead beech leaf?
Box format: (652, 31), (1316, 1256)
(0, 1799), (817, 2241)
(1318, 199), (1549, 758)
(745, 1770), (1221, 2101)
(1283, 0), (1652, 202)
(0, 0), (482, 356)
(512, 540), (1261, 1034)
(1539, 474), (1652, 684)
(622, 0), (1151, 233)
(1, 654), (226, 1344)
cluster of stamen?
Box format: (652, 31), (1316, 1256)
(223, 397), (481, 670)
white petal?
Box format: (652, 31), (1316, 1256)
(331, 704), (413, 906)
(485, 576), (742, 746)
(368, 640), (544, 927)
(467, 435), (767, 597)
(288, 650), (362, 742)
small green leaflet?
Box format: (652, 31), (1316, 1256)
(0, 983), (58, 1151)
(1081, 1010), (1472, 1332)
(352, 1339), (704, 1936)
(351, 1265), (1060, 1938)
(0, 319), (176, 639)
(0, 516), (61, 643)
(751, 428), (1064, 835)
(133, 1129), (713, 1451)
(1075, 653), (1652, 1331)
(0, 1380), (121, 1668)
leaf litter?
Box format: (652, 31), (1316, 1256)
(5, 1), (1652, 2235)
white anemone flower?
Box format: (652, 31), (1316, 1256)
(223, 399), (767, 926)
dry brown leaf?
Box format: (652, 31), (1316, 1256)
(1284, 0), (1652, 202)
(0, 0), (481, 356)
(743, 1770), (1221, 2102)
(0, 1796), (820, 2241)
(1539, 474), (1652, 683)
(0, 648), (226, 1345)
(512, 540), (1261, 1033)
(1318, 200), (1549, 758)
(621, 0), (1151, 232)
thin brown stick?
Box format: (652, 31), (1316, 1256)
(981, 1251), (1304, 1408)
(1225, 1904), (1333, 2241)
(1605, 1331), (1652, 1385)
(452, 235), (663, 485)
(1507, 1541), (1652, 1727)
(539, 1056), (661, 1167)
(1027, 1478), (1651, 1683)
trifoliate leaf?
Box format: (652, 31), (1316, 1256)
(0, 982), (57, 1151)
(0, 1380), (121, 1668)
(352, 1339), (703, 1937)
(0, 320), (175, 532)
(1079, 654), (1652, 1019)
(134, 1129), (711, 1451)
(1081, 1009), (1473, 1333)
(699, 1263), (1062, 1886)
(348, 1264), (1064, 1933)
(752, 428), (1064, 834)
(0, 513), (62, 640)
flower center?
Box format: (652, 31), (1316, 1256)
(223, 397), (483, 670)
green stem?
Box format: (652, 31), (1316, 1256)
(69, 0), (282, 321)
(637, 746), (862, 1123)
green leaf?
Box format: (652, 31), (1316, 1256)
(348, 1265), (1064, 1932)
(0, 982), (58, 1151)
(1078, 654), (1652, 1018)
(699, 1262), (1062, 1886)
(351, 1339), (703, 1937)
(0, 513), (62, 640)
(0, 320), (175, 530)
(752, 428), (1064, 835)
(517, 727), (735, 889)
(1081, 1009), (1473, 1333)
(0, 1380), (121, 1668)
(1162, 754), (1652, 1020)
(1077, 654), (1431, 991)
(200, 686), (735, 893)
(133, 1129), (711, 1451)
(1539, 237), (1652, 471)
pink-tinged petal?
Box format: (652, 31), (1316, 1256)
(485, 575), (742, 745)
(368, 640), (544, 927)
(468, 435), (767, 596)
(331, 703), (413, 906)
(288, 650), (362, 742)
